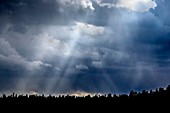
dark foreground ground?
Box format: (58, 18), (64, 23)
(0, 85), (170, 111)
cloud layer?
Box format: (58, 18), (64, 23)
(0, 0), (170, 94)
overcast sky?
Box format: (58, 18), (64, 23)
(0, 0), (170, 95)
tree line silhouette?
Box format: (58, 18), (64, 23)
(0, 85), (170, 111)
(0, 85), (170, 104)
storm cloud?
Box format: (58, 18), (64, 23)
(0, 0), (170, 94)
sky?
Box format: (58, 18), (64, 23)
(0, 0), (170, 95)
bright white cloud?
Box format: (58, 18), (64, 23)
(74, 22), (105, 36)
(118, 0), (157, 12)
(34, 32), (71, 59)
(33, 23), (105, 61)
(27, 61), (52, 70)
(96, 0), (157, 12)
(58, 0), (95, 10)
(31, 28), (94, 76)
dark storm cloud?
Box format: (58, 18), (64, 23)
(0, 0), (92, 28)
(0, 0), (170, 94)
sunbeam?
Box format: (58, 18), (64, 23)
(0, 0), (170, 95)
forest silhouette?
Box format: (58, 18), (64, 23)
(0, 85), (170, 111)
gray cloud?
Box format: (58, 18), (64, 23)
(59, 0), (95, 11)
(75, 64), (89, 70)
(92, 61), (103, 68)
(0, 38), (19, 56)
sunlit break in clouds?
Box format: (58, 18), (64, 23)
(0, 0), (170, 95)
